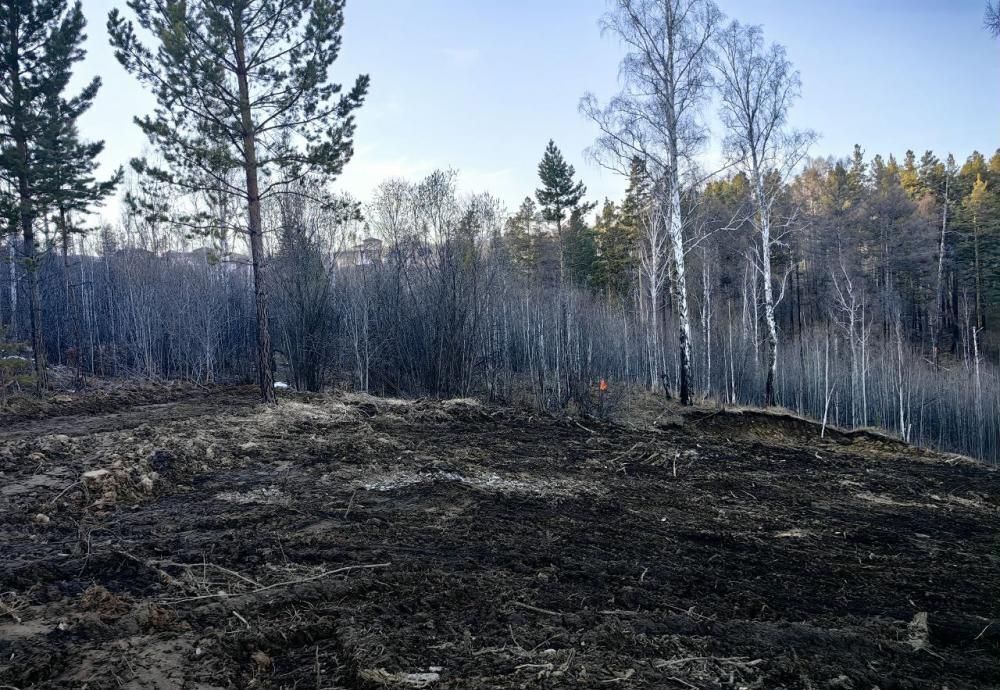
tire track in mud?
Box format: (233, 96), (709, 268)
(0, 387), (260, 442)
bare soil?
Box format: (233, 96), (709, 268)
(0, 388), (997, 689)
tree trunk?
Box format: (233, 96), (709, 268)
(755, 176), (777, 407)
(973, 214), (983, 329)
(10, 31), (47, 393)
(60, 207), (83, 388)
(19, 185), (46, 393)
(931, 176), (948, 365)
(667, 185), (691, 405)
(7, 239), (15, 337)
(234, 15), (276, 404)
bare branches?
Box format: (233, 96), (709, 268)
(986, 1), (1000, 36)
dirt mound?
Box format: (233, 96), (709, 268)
(0, 389), (997, 688)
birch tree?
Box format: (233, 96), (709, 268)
(108, 0), (369, 402)
(581, 0), (723, 405)
(715, 21), (814, 406)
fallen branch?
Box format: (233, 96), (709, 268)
(160, 560), (263, 589)
(163, 562), (391, 604)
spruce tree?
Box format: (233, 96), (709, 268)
(535, 140), (587, 287)
(0, 0), (113, 391)
(108, 0), (369, 403)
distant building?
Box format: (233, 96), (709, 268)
(163, 247), (250, 270)
(335, 238), (383, 269)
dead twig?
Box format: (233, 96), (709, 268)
(46, 480), (81, 506)
(511, 601), (562, 617)
(163, 562), (391, 604)
(0, 596), (25, 624)
(654, 656), (749, 668)
(162, 560), (263, 589)
(113, 550), (184, 589)
(600, 669), (635, 684)
(974, 621), (994, 641)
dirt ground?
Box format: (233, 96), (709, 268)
(0, 388), (997, 689)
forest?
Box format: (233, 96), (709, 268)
(2, 2), (1000, 689)
(2, 1), (999, 463)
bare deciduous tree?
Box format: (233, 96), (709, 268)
(581, 0), (723, 405)
(715, 20), (815, 406)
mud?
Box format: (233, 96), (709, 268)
(0, 389), (997, 689)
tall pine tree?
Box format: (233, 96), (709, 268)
(0, 0), (114, 391)
(108, 0), (369, 402)
(535, 140), (587, 287)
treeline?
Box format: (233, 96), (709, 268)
(2, 160), (999, 462)
(516, 146), (1000, 363)
(1, 0), (998, 464)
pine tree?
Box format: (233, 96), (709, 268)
(564, 205), (598, 287)
(503, 197), (538, 275)
(108, 0), (369, 403)
(900, 150), (922, 199)
(618, 157), (650, 242)
(0, 0), (112, 391)
(990, 150), (1000, 178)
(593, 199), (637, 300)
(535, 140), (587, 287)
(846, 144), (868, 202)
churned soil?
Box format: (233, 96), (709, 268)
(0, 388), (997, 689)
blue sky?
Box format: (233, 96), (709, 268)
(77, 0), (999, 218)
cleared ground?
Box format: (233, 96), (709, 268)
(0, 388), (997, 689)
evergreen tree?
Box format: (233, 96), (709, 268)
(846, 144), (868, 201)
(0, 0), (113, 391)
(918, 151), (944, 201)
(900, 150), (922, 198)
(618, 157), (650, 243)
(564, 204), (598, 287)
(535, 139), (587, 286)
(108, 0), (369, 403)
(885, 154), (901, 183)
(593, 199), (637, 300)
(990, 150), (1000, 178)
(503, 196), (538, 275)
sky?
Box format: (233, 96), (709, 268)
(76, 0), (1000, 221)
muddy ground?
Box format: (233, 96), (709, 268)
(0, 388), (997, 689)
